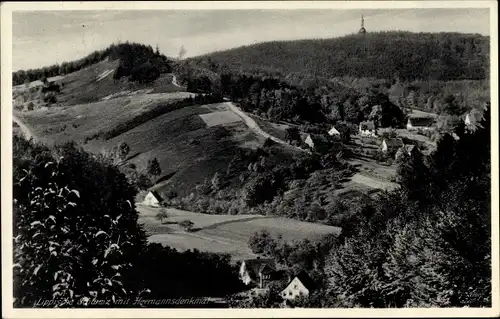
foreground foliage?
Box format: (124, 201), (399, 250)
(12, 137), (244, 307)
(324, 105), (491, 307)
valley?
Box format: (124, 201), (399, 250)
(10, 24), (491, 309)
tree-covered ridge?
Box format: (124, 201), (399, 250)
(195, 31), (489, 81)
(13, 42), (172, 86)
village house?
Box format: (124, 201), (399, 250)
(395, 144), (420, 161)
(359, 121), (377, 137)
(304, 134), (330, 153)
(406, 117), (435, 131)
(281, 271), (316, 303)
(464, 109), (484, 132)
(327, 125), (341, 137)
(380, 138), (404, 155)
(239, 257), (277, 288)
(142, 190), (162, 207)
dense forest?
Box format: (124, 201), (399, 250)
(12, 42), (173, 86)
(191, 32), (489, 82)
(184, 73), (405, 127)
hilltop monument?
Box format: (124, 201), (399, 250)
(359, 14), (367, 34)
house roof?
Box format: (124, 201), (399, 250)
(360, 121), (375, 130)
(306, 134), (330, 145)
(283, 270), (316, 292)
(242, 258), (276, 279)
(408, 117), (435, 127)
(147, 190), (162, 201)
(465, 109), (484, 124)
(328, 126), (340, 135)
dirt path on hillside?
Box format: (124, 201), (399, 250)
(96, 69), (114, 82)
(171, 74), (185, 89)
(13, 115), (35, 141)
(226, 102), (308, 153)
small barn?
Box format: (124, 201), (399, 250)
(281, 271), (316, 302)
(143, 190), (162, 207)
(327, 125), (341, 137)
(380, 138), (404, 154)
(304, 134), (330, 153)
(406, 117), (435, 130)
(359, 121), (376, 137)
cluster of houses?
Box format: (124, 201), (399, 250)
(301, 106), (484, 158)
(238, 257), (316, 306)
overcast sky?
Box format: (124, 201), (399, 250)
(12, 8), (490, 71)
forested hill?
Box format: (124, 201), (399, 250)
(12, 42), (173, 86)
(194, 31), (490, 82)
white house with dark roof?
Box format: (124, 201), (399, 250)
(281, 271), (316, 302)
(359, 121), (376, 137)
(327, 125), (341, 136)
(143, 190), (162, 207)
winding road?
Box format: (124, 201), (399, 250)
(226, 102), (308, 153)
(171, 74), (184, 89)
(13, 115), (35, 141)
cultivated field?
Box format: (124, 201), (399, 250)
(199, 111), (243, 127)
(137, 204), (341, 261)
(15, 92), (195, 145)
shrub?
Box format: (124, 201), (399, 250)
(13, 138), (146, 307)
(155, 209), (169, 224)
(179, 220), (195, 231)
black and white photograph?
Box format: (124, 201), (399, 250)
(1, 1), (498, 317)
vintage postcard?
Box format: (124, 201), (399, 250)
(1, 1), (498, 318)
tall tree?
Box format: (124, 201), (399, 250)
(147, 158), (161, 177)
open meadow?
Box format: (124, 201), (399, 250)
(137, 204), (341, 262)
(14, 91), (195, 145)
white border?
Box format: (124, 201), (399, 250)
(1, 1), (498, 318)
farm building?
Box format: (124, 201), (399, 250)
(281, 271), (316, 302)
(406, 117), (435, 130)
(395, 144), (421, 161)
(304, 134), (330, 152)
(380, 138), (404, 154)
(464, 109), (484, 132)
(143, 190), (162, 207)
(239, 258), (277, 288)
(327, 125), (341, 136)
(359, 121), (377, 137)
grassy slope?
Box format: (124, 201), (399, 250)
(138, 204), (341, 261)
(102, 103), (295, 197)
(16, 92), (195, 145)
